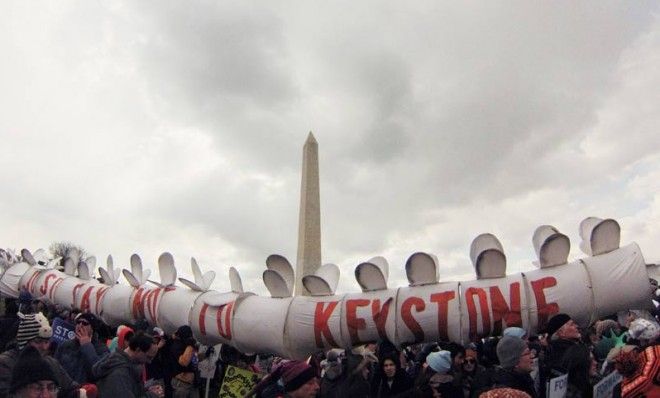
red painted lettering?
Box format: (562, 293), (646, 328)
(372, 298), (392, 341)
(314, 301), (339, 348)
(465, 287), (490, 341)
(530, 277), (559, 331)
(430, 291), (456, 340)
(489, 283), (522, 335)
(80, 287), (93, 312)
(40, 274), (57, 295)
(401, 297), (425, 341)
(72, 283), (84, 307)
(346, 299), (370, 345)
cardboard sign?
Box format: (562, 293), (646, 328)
(546, 373), (567, 398)
(219, 365), (261, 398)
(51, 317), (76, 344)
(198, 358), (217, 379)
(593, 371), (622, 398)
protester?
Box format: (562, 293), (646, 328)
(338, 348), (374, 397)
(413, 350), (462, 398)
(371, 352), (412, 397)
(92, 331), (163, 397)
(54, 313), (109, 384)
(545, 313), (582, 374)
(627, 318), (660, 347)
(0, 312), (83, 398)
(319, 350), (344, 398)
(280, 360), (320, 398)
(462, 348), (485, 398)
(472, 336), (536, 398)
(561, 344), (598, 398)
(8, 346), (59, 398)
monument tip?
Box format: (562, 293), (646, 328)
(306, 131), (317, 144)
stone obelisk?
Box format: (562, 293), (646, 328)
(294, 132), (322, 296)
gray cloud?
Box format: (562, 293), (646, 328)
(1, 2), (659, 295)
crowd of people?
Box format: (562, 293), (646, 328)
(0, 289), (658, 398)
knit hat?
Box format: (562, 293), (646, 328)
(628, 318), (660, 341)
(496, 336), (528, 369)
(503, 327), (527, 339)
(9, 345), (57, 393)
(545, 313), (571, 336)
(281, 360), (316, 392)
(479, 387), (532, 397)
(595, 319), (619, 337)
(426, 350), (452, 374)
(75, 313), (98, 330)
(16, 312), (52, 349)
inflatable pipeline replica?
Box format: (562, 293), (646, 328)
(0, 217), (657, 359)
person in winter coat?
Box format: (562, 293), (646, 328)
(8, 346), (60, 398)
(544, 313), (582, 375)
(168, 325), (199, 398)
(92, 331), (162, 398)
(54, 313), (109, 384)
(412, 350), (463, 398)
(371, 352), (413, 397)
(561, 344), (599, 398)
(319, 350), (344, 398)
(471, 336), (537, 398)
(0, 312), (84, 398)
(338, 349), (375, 398)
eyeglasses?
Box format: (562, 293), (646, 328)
(76, 320), (90, 326)
(26, 382), (59, 394)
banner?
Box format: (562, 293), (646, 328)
(51, 317), (75, 345)
(219, 365), (261, 398)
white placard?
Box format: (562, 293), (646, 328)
(593, 371), (622, 398)
(546, 373), (567, 398)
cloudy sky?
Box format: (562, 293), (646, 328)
(1, 1), (659, 295)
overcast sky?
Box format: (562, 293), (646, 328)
(1, 1), (659, 295)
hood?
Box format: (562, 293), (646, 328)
(92, 350), (141, 380)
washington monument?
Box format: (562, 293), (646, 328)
(294, 132), (321, 296)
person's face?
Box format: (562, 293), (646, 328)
(515, 347), (533, 373)
(28, 337), (51, 356)
(75, 318), (92, 336)
(145, 343), (159, 364)
(383, 359), (397, 378)
(19, 380), (59, 398)
(290, 378), (319, 398)
(453, 352), (465, 369)
(463, 356), (476, 372)
(558, 320), (581, 340)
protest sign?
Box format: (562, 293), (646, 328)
(546, 373), (567, 398)
(219, 365), (261, 398)
(50, 317), (75, 344)
(593, 371), (623, 398)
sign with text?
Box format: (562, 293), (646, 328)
(50, 317), (75, 344)
(219, 365), (261, 398)
(593, 371), (622, 398)
(546, 373), (567, 398)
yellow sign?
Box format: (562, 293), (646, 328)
(219, 365), (261, 398)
